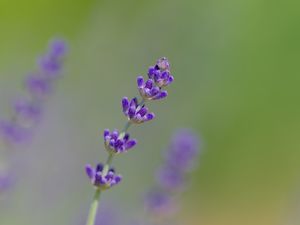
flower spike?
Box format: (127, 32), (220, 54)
(85, 163), (122, 190)
(103, 129), (137, 154)
(122, 97), (155, 124)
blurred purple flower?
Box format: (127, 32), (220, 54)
(165, 129), (200, 172)
(85, 163), (122, 190)
(38, 38), (68, 77)
(13, 98), (42, 124)
(26, 74), (52, 99)
(0, 121), (32, 144)
(103, 129), (137, 154)
(122, 97), (155, 124)
(0, 38), (68, 146)
(0, 171), (12, 192)
(48, 39), (68, 58)
(144, 129), (200, 219)
(144, 189), (175, 216)
(156, 166), (184, 191)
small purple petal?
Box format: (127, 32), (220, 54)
(154, 90), (168, 100)
(96, 163), (104, 172)
(49, 39), (68, 58)
(145, 79), (153, 89)
(122, 97), (129, 112)
(103, 129), (110, 138)
(128, 107), (136, 118)
(137, 107), (147, 117)
(85, 164), (94, 179)
(125, 139), (137, 150)
(137, 76), (144, 88)
(146, 113), (155, 121)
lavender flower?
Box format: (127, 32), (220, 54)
(122, 97), (155, 124)
(84, 57), (173, 225)
(164, 129), (200, 172)
(38, 39), (68, 77)
(0, 121), (31, 144)
(144, 129), (200, 217)
(144, 189), (175, 216)
(0, 38), (68, 146)
(156, 166), (184, 191)
(0, 171), (12, 192)
(103, 129), (137, 154)
(85, 164), (122, 190)
(13, 98), (42, 125)
(26, 74), (52, 99)
(137, 77), (168, 101)
(148, 57), (174, 88)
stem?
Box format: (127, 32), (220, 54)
(85, 188), (101, 225)
(102, 153), (113, 175)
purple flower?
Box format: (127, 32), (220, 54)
(143, 129), (200, 220)
(137, 76), (168, 100)
(0, 171), (12, 192)
(148, 57), (174, 88)
(103, 129), (137, 154)
(38, 39), (67, 77)
(85, 163), (122, 190)
(0, 121), (31, 144)
(144, 189), (176, 215)
(48, 39), (68, 58)
(156, 166), (184, 191)
(122, 97), (155, 124)
(165, 129), (200, 172)
(13, 98), (42, 124)
(38, 55), (62, 75)
(25, 74), (52, 99)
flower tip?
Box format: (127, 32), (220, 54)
(147, 113), (155, 121)
(103, 129), (110, 138)
(154, 90), (168, 100)
(125, 139), (137, 150)
(85, 164), (94, 179)
(137, 76), (144, 87)
(122, 97), (129, 111)
(49, 38), (68, 57)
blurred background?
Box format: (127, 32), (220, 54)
(0, 0), (300, 225)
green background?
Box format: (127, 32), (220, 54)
(0, 1), (300, 225)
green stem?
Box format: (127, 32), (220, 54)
(85, 188), (101, 225)
(102, 153), (114, 175)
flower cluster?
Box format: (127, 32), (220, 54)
(0, 39), (68, 145)
(85, 164), (122, 190)
(137, 57), (173, 101)
(86, 57), (173, 191)
(122, 97), (155, 124)
(144, 129), (200, 217)
(103, 129), (137, 154)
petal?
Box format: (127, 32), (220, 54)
(137, 76), (144, 88)
(154, 90), (168, 100)
(85, 164), (94, 179)
(145, 79), (153, 89)
(137, 107), (148, 117)
(125, 139), (137, 150)
(121, 97), (129, 112)
(146, 113), (155, 121)
(103, 129), (110, 138)
(96, 163), (104, 172)
(128, 106), (136, 118)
